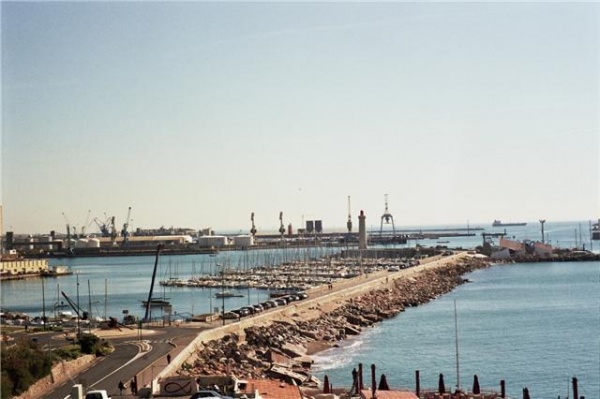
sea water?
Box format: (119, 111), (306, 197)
(311, 261), (600, 399)
(1, 221), (598, 398)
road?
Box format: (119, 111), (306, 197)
(40, 326), (202, 399)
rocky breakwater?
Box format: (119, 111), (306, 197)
(184, 256), (490, 386)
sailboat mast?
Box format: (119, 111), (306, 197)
(454, 299), (461, 391)
(104, 279), (107, 321)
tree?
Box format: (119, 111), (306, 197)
(0, 337), (53, 398)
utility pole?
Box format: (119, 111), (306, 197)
(76, 272), (81, 338)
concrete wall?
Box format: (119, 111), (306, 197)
(14, 355), (96, 399)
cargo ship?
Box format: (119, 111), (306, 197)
(492, 220), (527, 227)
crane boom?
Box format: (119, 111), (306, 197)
(121, 206), (132, 246)
(60, 290), (87, 320)
(143, 244), (163, 322)
(81, 210), (91, 237)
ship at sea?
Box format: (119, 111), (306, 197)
(492, 220), (527, 227)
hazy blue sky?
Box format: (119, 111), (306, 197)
(2, 2), (598, 234)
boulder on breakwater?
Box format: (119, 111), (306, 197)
(183, 256), (491, 384)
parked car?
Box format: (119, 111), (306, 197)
(232, 308), (250, 317)
(241, 306), (256, 315)
(85, 390), (111, 399)
(296, 292), (308, 299)
(252, 304), (264, 312)
(274, 298), (287, 306)
(222, 312), (239, 320)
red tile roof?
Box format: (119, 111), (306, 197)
(242, 379), (303, 399)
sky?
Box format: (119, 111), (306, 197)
(1, 1), (599, 235)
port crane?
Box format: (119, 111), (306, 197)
(91, 212), (114, 237)
(80, 210), (92, 237)
(121, 206), (132, 246)
(379, 193), (396, 237)
(278, 211), (286, 237)
(250, 212), (257, 238)
(61, 212), (72, 249)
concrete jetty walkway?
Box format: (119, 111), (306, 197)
(155, 252), (470, 383)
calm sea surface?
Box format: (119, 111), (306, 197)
(1, 221), (598, 398)
(311, 261), (600, 399)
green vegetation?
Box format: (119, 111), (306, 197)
(77, 333), (113, 356)
(0, 333), (113, 399)
(0, 337), (54, 399)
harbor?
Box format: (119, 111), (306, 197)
(1, 220), (598, 399)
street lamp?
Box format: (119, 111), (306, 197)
(218, 264), (225, 326)
(76, 271), (81, 338)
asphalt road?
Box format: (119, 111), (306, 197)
(39, 326), (201, 399)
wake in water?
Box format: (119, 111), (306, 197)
(312, 325), (383, 373)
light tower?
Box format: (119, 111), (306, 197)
(358, 210), (367, 250)
(346, 196), (353, 233)
(380, 194), (396, 237)
(539, 219), (546, 244)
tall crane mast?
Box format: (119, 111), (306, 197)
(62, 212), (72, 247)
(110, 216), (118, 245)
(278, 211), (286, 236)
(81, 210), (91, 237)
(250, 212), (257, 238)
(121, 206), (132, 246)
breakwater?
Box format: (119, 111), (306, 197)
(175, 255), (491, 388)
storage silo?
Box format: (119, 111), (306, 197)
(198, 235), (229, 248)
(306, 220), (314, 234)
(315, 220), (323, 234)
(88, 238), (101, 248)
(233, 235), (254, 248)
(76, 238), (89, 248)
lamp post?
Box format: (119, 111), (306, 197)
(220, 265), (225, 326)
(76, 271), (81, 338)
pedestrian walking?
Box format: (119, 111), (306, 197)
(118, 380), (125, 395)
(130, 378), (137, 395)
(167, 353), (171, 364)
